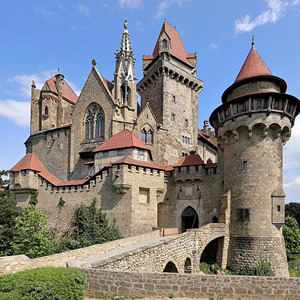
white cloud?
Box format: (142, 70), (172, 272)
(34, 7), (55, 19)
(75, 4), (89, 16)
(0, 100), (30, 126)
(210, 43), (218, 49)
(118, 0), (143, 9)
(155, 0), (186, 18)
(234, 0), (299, 34)
(10, 70), (57, 99)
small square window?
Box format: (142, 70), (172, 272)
(242, 160), (248, 171)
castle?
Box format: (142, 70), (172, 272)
(9, 21), (300, 276)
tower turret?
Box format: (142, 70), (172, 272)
(210, 40), (300, 276)
(112, 20), (137, 122)
(137, 21), (203, 165)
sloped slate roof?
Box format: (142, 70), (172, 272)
(93, 130), (150, 152)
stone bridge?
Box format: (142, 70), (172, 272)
(0, 223), (227, 275)
(70, 223), (228, 274)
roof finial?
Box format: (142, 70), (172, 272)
(57, 67), (60, 74)
(91, 58), (97, 66)
(123, 19), (128, 30)
(251, 35), (255, 49)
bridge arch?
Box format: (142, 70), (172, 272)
(163, 261), (179, 273)
(184, 257), (192, 273)
(196, 232), (227, 269)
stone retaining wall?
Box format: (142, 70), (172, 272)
(83, 268), (300, 300)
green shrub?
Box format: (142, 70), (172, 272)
(66, 198), (122, 250)
(231, 259), (275, 276)
(0, 267), (86, 300)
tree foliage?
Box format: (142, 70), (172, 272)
(0, 169), (8, 188)
(67, 198), (122, 249)
(0, 190), (22, 256)
(11, 205), (58, 258)
(285, 202), (300, 226)
(283, 216), (300, 257)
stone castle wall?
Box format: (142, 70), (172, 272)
(10, 164), (165, 237)
(83, 268), (300, 300)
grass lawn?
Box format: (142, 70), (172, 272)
(288, 254), (300, 277)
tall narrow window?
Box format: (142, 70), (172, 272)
(146, 130), (153, 144)
(44, 106), (49, 116)
(141, 129), (146, 142)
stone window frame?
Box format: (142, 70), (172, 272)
(84, 104), (105, 141)
(237, 208), (250, 221)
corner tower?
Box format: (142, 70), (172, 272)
(210, 40), (300, 276)
(112, 20), (137, 123)
(137, 21), (203, 165)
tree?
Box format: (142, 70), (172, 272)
(0, 170), (8, 188)
(67, 198), (122, 249)
(285, 202), (300, 226)
(283, 216), (300, 257)
(0, 190), (22, 256)
(11, 205), (58, 258)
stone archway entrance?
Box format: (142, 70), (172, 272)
(181, 206), (199, 232)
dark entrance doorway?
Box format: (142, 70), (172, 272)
(181, 206), (199, 232)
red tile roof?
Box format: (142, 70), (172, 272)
(234, 47), (272, 83)
(46, 75), (78, 104)
(93, 130), (150, 153)
(198, 129), (217, 149)
(144, 21), (195, 67)
(173, 154), (204, 167)
(101, 75), (114, 92)
(111, 156), (164, 170)
(10, 153), (86, 186)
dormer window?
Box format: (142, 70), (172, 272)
(162, 39), (168, 48)
(141, 127), (153, 144)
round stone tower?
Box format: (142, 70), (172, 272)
(209, 41), (300, 276)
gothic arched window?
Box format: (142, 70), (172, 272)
(141, 129), (146, 142)
(146, 130), (153, 144)
(141, 127), (153, 144)
(84, 104), (105, 140)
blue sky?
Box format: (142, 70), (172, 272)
(0, 0), (300, 202)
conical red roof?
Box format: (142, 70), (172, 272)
(234, 46), (272, 83)
(93, 129), (150, 152)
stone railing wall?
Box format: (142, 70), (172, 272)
(0, 230), (162, 275)
(83, 268), (300, 300)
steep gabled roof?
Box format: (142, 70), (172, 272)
(173, 154), (204, 167)
(143, 21), (195, 67)
(10, 153), (86, 186)
(46, 75), (78, 104)
(93, 129), (150, 153)
(234, 46), (272, 83)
